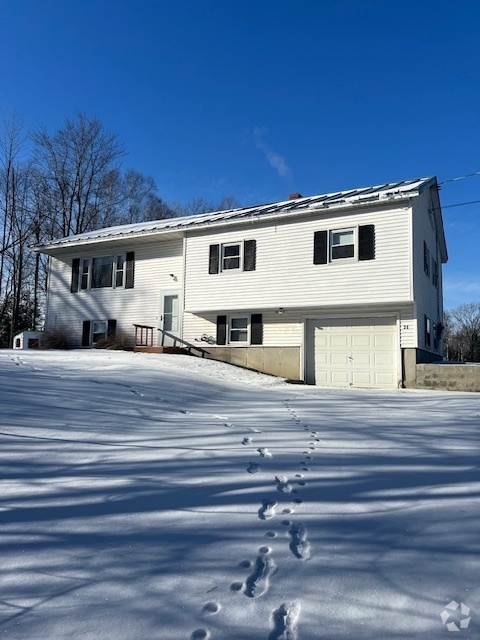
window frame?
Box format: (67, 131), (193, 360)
(330, 228), (356, 261)
(221, 243), (242, 271)
(424, 241), (430, 277)
(425, 315), (432, 349)
(91, 319), (108, 344)
(228, 314), (250, 344)
(79, 253), (127, 291)
(432, 258), (439, 288)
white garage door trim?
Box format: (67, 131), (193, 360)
(305, 316), (400, 389)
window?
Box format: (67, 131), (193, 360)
(331, 229), (355, 260)
(91, 256), (115, 288)
(209, 240), (256, 274)
(72, 252), (135, 292)
(424, 241), (430, 276)
(222, 243), (241, 270)
(92, 320), (108, 343)
(425, 316), (431, 348)
(82, 319), (117, 346)
(229, 316), (249, 343)
(216, 314), (263, 345)
(314, 225), (375, 265)
(432, 259), (439, 288)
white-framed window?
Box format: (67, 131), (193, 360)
(209, 240), (256, 274)
(425, 316), (432, 348)
(229, 315), (250, 343)
(80, 254), (126, 290)
(92, 320), (108, 343)
(330, 228), (355, 261)
(222, 243), (242, 271)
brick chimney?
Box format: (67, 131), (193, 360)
(289, 192), (302, 200)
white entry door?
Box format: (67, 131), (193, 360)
(160, 291), (181, 346)
(306, 317), (398, 389)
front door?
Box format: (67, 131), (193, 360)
(160, 291), (181, 346)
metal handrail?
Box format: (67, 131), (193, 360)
(157, 328), (210, 358)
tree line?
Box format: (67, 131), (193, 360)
(443, 302), (480, 362)
(0, 111), (238, 347)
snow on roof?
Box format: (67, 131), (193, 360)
(33, 176), (436, 251)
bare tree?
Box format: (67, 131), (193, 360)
(31, 112), (125, 237)
(0, 113), (37, 345)
(444, 303), (480, 362)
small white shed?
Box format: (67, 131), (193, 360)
(13, 331), (43, 350)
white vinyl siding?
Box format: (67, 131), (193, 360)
(183, 306), (417, 349)
(411, 189), (444, 354)
(46, 238), (184, 347)
(184, 204), (412, 313)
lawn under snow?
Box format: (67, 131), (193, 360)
(0, 350), (479, 640)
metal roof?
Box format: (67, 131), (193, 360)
(33, 176), (437, 252)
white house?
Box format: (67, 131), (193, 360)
(33, 176), (448, 389)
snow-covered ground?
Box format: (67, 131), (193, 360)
(0, 349), (479, 640)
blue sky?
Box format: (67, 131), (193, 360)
(1, 0), (479, 309)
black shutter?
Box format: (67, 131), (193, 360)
(125, 252), (135, 288)
(251, 313), (263, 345)
(243, 239), (256, 271)
(313, 230), (328, 264)
(358, 225), (375, 261)
(82, 320), (91, 347)
(107, 319), (117, 338)
(216, 315), (227, 345)
(71, 258), (80, 292)
(209, 244), (220, 274)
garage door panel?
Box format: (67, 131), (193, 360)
(374, 334), (395, 347)
(307, 317), (398, 389)
(351, 334), (371, 347)
(374, 353), (395, 366)
(331, 371), (350, 384)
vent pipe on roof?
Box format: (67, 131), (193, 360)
(289, 192), (302, 200)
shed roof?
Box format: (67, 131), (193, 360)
(33, 176), (440, 253)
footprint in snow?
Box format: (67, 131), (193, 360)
(242, 437), (252, 445)
(202, 602), (221, 615)
(268, 602), (301, 640)
(275, 475), (292, 493)
(257, 447), (272, 458)
(258, 499), (278, 520)
(247, 462), (260, 474)
(288, 522), (310, 560)
(190, 630), (210, 640)
(224, 422), (234, 428)
(244, 552), (276, 598)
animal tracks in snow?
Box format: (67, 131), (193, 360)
(258, 499), (278, 520)
(243, 548), (275, 598)
(288, 522), (310, 561)
(247, 462), (260, 474)
(257, 447), (272, 458)
(268, 602), (301, 640)
(275, 475), (292, 494)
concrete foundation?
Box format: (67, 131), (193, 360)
(204, 346), (301, 380)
